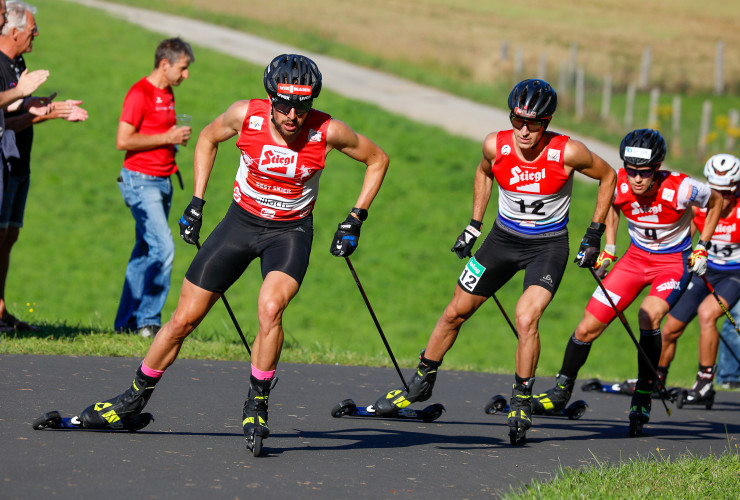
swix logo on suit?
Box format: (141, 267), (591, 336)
(694, 201), (740, 269)
(613, 169), (711, 253)
(493, 130), (573, 235)
(234, 99), (331, 220)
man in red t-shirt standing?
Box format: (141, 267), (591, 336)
(114, 37), (194, 337)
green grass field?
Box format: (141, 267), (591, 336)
(0, 0), (711, 388)
(1, 1), (738, 497)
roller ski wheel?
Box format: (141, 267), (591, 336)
(628, 418), (644, 437)
(330, 398), (445, 422)
(245, 429), (265, 457)
(32, 410), (153, 432)
(485, 395), (588, 420)
(676, 387), (715, 410)
(581, 378), (602, 392)
(509, 422), (527, 446)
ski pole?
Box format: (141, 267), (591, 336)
(589, 268), (673, 414)
(700, 274), (740, 337)
(492, 293), (518, 339)
(698, 274), (740, 365)
(195, 241), (251, 356)
(345, 257), (410, 392)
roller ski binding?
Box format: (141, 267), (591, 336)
(486, 394), (587, 420)
(531, 373), (576, 416)
(373, 352), (441, 417)
(32, 410), (153, 432)
(78, 367), (159, 429)
(331, 398), (445, 422)
(243, 376), (276, 457)
(676, 380), (715, 410)
(507, 379), (533, 446)
(628, 388), (652, 437)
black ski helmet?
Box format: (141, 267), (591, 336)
(264, 54), (322, 103)
(508, 79), (558, 119)
(619, 129), (666, 167)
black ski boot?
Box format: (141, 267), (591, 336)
(508, 378), (534, 445)
(243, 376), (276, 457)
(374, 352), (441, 417)
(628, 387), (652, 437)
(79, 366), (158, 429)
(531, 373), (575, 415)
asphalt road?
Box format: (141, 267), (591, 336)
(3, 354), (739, 499)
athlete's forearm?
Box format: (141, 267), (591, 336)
(603, 205), (620, 247)
(471, 162), (493, 222)
(699, 190), (724, 242)
(590, 167), (617, 225)
(352, 154), (389, 210)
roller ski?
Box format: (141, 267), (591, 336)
(331, 398), (445, 422)
(32, 410), (153, 432)
(507, 379), (533, 446)
(243, 376), (276, 457)
(74, 366), (159, 429)
(581, 377), (679, 400)
(373, 352), (442, 417)
(676, 380), (715, 410)
(485, 394), (588, 420)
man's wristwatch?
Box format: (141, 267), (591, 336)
(351, 207), (368, 222)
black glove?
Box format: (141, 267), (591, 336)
(574, 222), (605, 268)
(330, 214), (362, 257)
(451, 220), (482, 259)
(178, 196), (205, 245)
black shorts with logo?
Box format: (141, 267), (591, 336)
(185, 202), (313, 294)
(457, 220), (570, 297)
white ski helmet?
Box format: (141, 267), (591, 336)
(704, 154), (740, 190)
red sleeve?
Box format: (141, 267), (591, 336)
(120, 83), (147, 129)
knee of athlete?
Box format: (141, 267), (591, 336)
(258, 299), (286, 328)
(440, 303), (469, 328)
(167, 311), (199, 340)
(696, 305), (721, 328)
(514, 311), (540, 337)
(637, 308), (663, 329)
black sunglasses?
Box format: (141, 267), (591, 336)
(624, 166), (658, 178)
(509, 112), (547, 132)
(271, 98), (312, 116)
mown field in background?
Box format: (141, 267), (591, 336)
(115, 0), (740, 176)
(0, 0), (712, 388)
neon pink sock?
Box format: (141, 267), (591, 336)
(140, 361), (165, 379)
(251, 365), (275, 381)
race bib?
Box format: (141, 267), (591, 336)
(459, 257), (486, 292)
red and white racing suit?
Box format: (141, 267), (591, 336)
(233, 99), (331, 221)
(586, 169), (712, 324)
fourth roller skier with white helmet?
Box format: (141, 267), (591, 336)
(657, 154), (740, 407)
(531, 129), (723, 437)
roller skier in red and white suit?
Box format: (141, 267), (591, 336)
(532, 129), (723, 437)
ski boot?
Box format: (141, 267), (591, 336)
(677, 379), (715, 410)
(508, 379), (534, 445)
(79, 367), (158, 429)
(628, 388), (652, 437)
(531, 373), (575, 416)
(374, 352), (441, 417)
(243, 376), (276, 457)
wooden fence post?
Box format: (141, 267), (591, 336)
(575, 67), (585, 120)
(698, 100), (712, 158)
(601, 76), (612, 121)
(715, 41), (725, 95)
(639, 46), (652, 90)
(648, 88), (660, 129)
(625, 83), (636, 130)
(671, 95), (682, 156)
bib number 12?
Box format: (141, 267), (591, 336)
(459, 257), (486, 293)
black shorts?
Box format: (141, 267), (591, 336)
(457, 222), (570, 297)
(669, 266), (740, 324)
(185, 202), (313, 294)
